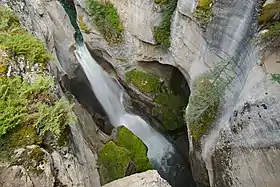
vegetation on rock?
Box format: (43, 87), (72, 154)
(114, 127), (152, 172)
(98, 141), (131, 184)
(78, 16), (90, 34)
(194, 0), (213, 30)
(259, 22), (280, 49)
(258, 3), (280, 50)
(0, 7), (51, 65)
(125, 69), (187, 131)
(0, 6), (76, 164)
(186, 77), (219, 139)
(0, 76), (75, 138)
(98, 127), (152, 185)
(258, 2), (280, 24)
(153, 92), (187, 130)
(14, 147), (46, 174)
(271, 73), (280, 83)
(125, 69), (161, 94)
(86, 0), (124, 44)
(154, 0), (178, 47)
(185, 61), (234, 140)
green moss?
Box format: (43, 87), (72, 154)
(197, 0), (212, 9)
(114, 127), (152, 172)
(152, 93), (186, 131)
(98, 127), (152, 185)
(0, 76), (75, 138)
(258, 2), (280, 24)
(271, 73), (280, 83)
(125, 69), (161, 94)
(0, 125), (42, 162)
(194, 0), (213, 29)
(185, 77), (220, 140)
(154, 0), (178, 47)
(0, 7), (21, 32)
(78, 16), (90, 34)
(260, 22), (280, 49)
(194, 8), (213, 29)
(98, 141), (132, 185)
(0, 7), (51, 65)
(86, 0), (124, 44)
(9, 125), (42, 148)
(125, 69), (188, 131)
(154, 0), (168, 5)
(14, 147), (46, 174)
(0, 64), (7, 74)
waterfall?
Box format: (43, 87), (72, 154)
(74, 42), (179, 178)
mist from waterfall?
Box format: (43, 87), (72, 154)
(74, 42), (177, 175)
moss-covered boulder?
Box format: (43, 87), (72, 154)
(98, 127), (152, 185)
(114, 127), (152, 172)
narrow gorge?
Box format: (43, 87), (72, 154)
(0, 0), (280, 186)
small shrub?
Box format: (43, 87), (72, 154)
(125, 69), (161, 94)
(271, 73), (280, 83)
(186, 77), (220, 140)
(154, 0), (178, 47)
(86, 0), (124, 44)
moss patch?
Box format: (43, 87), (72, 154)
(153, 93), (187, 130)
(0, 125), (42, 163)
(154, 0), (178, 47)
(125, 69), (187, 131)
(0, 6), (21, 32)
(86, 0), (124, 44)
(185, 77), (220, 140)
(125, 69), (161, 94)
(271, 73), (280, 83)
(78, 16), (90, 34)
(258, 2), (280, 24)
(114, 127), (152, 172)
(154, 0), (168, 5)
(194, 0), (213, 30)
(14, 147), (46, 174)
(98, 141), (132, 185)
(98, 127), (152, 185)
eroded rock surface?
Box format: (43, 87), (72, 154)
(102, 170), (171, 187)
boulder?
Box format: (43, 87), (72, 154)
(102, 170), (171, 187)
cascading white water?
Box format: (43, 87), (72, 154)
(74, 42), (174, 171)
